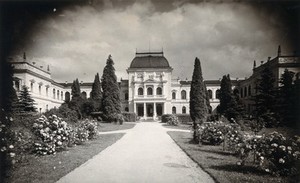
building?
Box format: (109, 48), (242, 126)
(11, 46), (299, 118)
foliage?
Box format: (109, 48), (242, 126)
(165, 114), (179, 126)
(44, 104), (78, 123)
(198, 122), (225, 145)
(254, 67), (278, 127)
(91, 73), (102, 100)
(217, 75), (243, 121)
(175, 114), (192, 123)
(101, 55), (121, 122)
(18, 85), (37, 112)
(122, 112), (136, 122)
(71, 79), (81, 98)
(190, 57), (208, 142)
(161, 114), (173, 123)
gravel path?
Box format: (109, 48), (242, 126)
(57, 122), (214, 183)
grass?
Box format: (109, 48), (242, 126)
(8, 133), (125, 183)
(168, 131), (295, 183)
(98, 122), (136, 132)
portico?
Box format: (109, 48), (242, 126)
(135, 102), (164, 120)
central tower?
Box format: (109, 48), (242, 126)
(127, 51), (173, 120)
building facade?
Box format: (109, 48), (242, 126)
(11, 46), (299, 119)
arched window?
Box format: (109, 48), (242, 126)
(39, 85), (41, 95)
(57, 90), (60, 100)
(61, 91), (63, 100)
(244, 86), (247, 97)
(15, 81), (20, 91)
(81, 91), (87, 99)
(172, 106), (176, 114)
(125, 93), (129, 100)
(182, 106), (186, 114)
(208, 89), (212, 99)
(125, 107), (129, 112)
(46, 87), (49, 97)
(248, 85), (251, 96)
(216, 89), (220, 99)
(147, 87), (153, 95)
(172, 92), (176, 99)
(181, 90), (186, 99)
(138, 88), (143, 95)
(65, 92), (70, 102)
(156, 87), (162, 95)
(31, 82), (34, 92)
(53, 89), (56, 99)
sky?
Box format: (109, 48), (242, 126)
(5, 0), (299, 83)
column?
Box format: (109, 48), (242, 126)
(212, 89), (216, 101)
(153, 102), (157, 119)
(143, 103), (146, 119)
(133, 102), (136, 113)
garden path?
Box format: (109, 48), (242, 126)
(57, 122), (214, 183)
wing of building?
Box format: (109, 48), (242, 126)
(11, 46), (300, 119)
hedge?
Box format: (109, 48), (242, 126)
(176, 114), (192, 124)
(122, 112), (137, 122)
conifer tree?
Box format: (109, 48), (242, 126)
(102, 55), (121, 122)
(91, 73), (102, 100)
(190, 57), (208, 141)
(69, 78), (83, 119)
(19, 85), (36, 112)
(71, 78), (81, 99)
(255, 67), (277, 127)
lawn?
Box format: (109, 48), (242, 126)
(168, 131), (295, 183)
(98, 122), (136, 132)
(8, 133), (125, 183)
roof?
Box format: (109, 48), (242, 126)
(129, 52), (171, 68)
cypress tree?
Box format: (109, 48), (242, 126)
(71, 78), (81, 99)
(190, 57), (208, 141)
(255, 67), (278, 127)
(91, 73), (102, 100)
(19, 85), (36, 112)
(102, 55), (121, 122)
(69, 78), (83, 119)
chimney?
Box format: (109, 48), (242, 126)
(260, 61), (264, 65)
(277, 45), (281, 56)
(253, 60), (256, 69)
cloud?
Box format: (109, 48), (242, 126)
(24, 1), (289, 82)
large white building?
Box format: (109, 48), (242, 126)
(11, 51), (225, 117)
(12, 47), (298, 119)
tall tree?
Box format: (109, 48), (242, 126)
(255, 67), (278, 127)
(71, 78), (81, 99)
(102, 55), (121, 122)
(69, 78), (83, 119)
(278, 69), (295, 126)
(19, 85), (36, 112)
(190, 57), (208, 141)
(292, 74), (300, 127)
(91, 73), (102, 100)
(218, 74), (242, 121)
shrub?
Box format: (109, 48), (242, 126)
(162, 114), (173, 123)
(198, 122), (225, 145)
(44, 104), (78, 123)
(90, 112), (103, 121)
(165, 114), (179, 126)
(122, 112), (136, 122)
(115, 114), (124, 125)
(175, 114), (192, 124)
(79, 119), (98, 139)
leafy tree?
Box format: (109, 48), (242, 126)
(255, 67), (278, 127)
(19, 85), (36, 112)
(278, 69), (295, 126)
(101, 55), (121, 122)
(190, 57), (208, 142)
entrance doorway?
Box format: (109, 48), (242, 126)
(146, 103), (153, 117)
(156, 103), (163, 116)
(137, 104), (144, 117)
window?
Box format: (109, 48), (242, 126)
(125, 107), (129, 112)
(125, 93), (128, 100)
(182, 106), (186, 114)
(31, 82), (34, 92)
(240, 88), (243, 98)
(248, 85), (251, 96)
(53, 89), (56, 99)
(39, 85), (41, 95)
(15, 81), (20, 91)
(81, 91), (87, 99)
(208, 90), (212, 99)
(57, 90), (60, 100)
(61, 91), (63, 100)
(216, 89), (220, 99)
(172, 92), (176, 99)
(233, 89), (239, 96)
(138, 88), (143, 95)
(181, 90), (186, 99)
(156, 87), (162, 95)
(244, 86), (247, 97)
(46, 87), (49, 97)
(65, 92), (70, 102)
(147, 87), (153, 95)
(172, 106), (176, 114)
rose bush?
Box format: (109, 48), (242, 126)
(166, 114), (179, 126)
